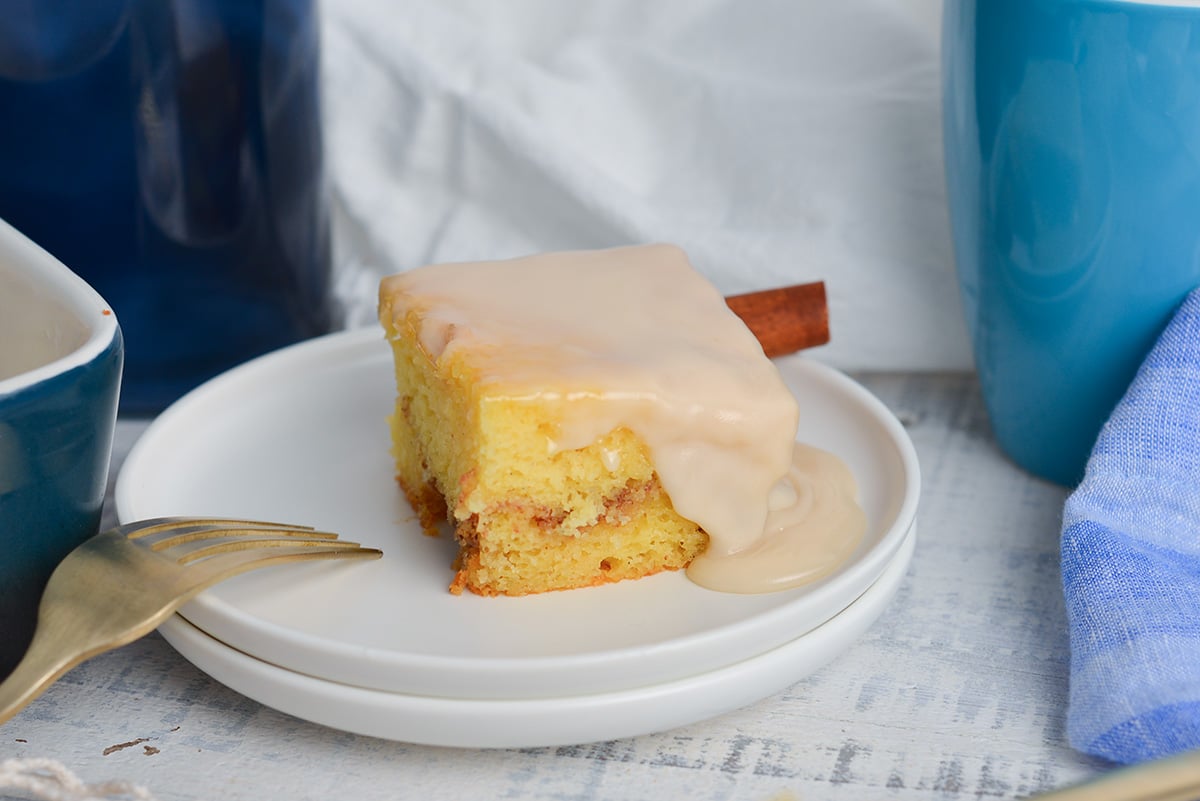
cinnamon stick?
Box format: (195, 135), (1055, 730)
(726, 281), (829, 358)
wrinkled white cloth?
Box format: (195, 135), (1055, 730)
(319, 0), (969, 371)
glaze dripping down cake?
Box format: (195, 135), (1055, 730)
(378, 244), (800, 596)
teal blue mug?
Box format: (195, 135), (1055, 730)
(943, 0), (1200, 486)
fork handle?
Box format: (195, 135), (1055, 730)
(1026, 747), (1200, 801)
(0, 628), (89, 726)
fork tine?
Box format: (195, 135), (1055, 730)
(118, 517), (323, 541)
(173, 542), (383, 585)
(148, 526), (340, 552)
(173, 537), (373, 565)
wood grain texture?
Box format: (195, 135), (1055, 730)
(4, 375), (1111, 801)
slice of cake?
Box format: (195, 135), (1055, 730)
(378, 244), (800, 596)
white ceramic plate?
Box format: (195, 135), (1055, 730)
(117, 327), (920, 700)
(157, 527), (915, 748)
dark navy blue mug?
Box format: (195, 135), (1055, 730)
(943, 0), (1200, 486)
(0, 219), (123, 681)
(0, 0), (335, 414)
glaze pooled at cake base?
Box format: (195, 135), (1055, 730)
(378, 243), (863, 595)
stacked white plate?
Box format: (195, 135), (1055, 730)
(116, 328), (920, 749)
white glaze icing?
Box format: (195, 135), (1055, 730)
(381, 244), (864, 592)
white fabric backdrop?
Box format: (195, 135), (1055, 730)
(319, 0), (971, 371)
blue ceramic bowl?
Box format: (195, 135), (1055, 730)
(0, 217), (122, 677)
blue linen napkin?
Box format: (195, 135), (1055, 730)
(1061, 288), (1200, 764)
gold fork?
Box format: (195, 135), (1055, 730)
(0, 517), (382, 726)
(1025, 746), (1200, 801)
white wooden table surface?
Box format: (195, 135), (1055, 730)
(3, 372), (1114, 801)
